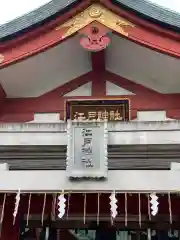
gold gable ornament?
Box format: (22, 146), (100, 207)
(56, 4), (134, 38)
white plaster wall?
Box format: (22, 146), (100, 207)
(64, 82), (92, 96)
(106, 81), (134, 95)
(106, 34), (180, 94)
(0, 36), (92, 97)
(134, 111), (172, 121)
(0, 132), (67, 145)
(0, 170), (179, 192)
(31, 113), (61, 122)
(109, 130), (180, 145)
(0, 121), (178, 145)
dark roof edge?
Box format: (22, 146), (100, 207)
(0, 0), (79, 40)
(1, 0), (180, 40)
(115, 0), (180, 30)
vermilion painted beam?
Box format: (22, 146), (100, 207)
(2, 70), (180, 122)
(42, 72), (91, 98)
(106, 71), (157, 95)
(91, 50), (106, 96)
(0, 84), (6, 117)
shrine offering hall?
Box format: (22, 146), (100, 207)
(1, 0), (180, 239)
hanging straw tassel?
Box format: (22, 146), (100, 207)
(168, 192), (172, 224)
(138, 193), (141, 228)
(83, 193), (87, 225)
(57, 191), (66, 219)
(66, 193), (71, 220)
(26, 193), (31, 226)
(148, 194), (151, 221)
(97, 193), (100, 226)
(42, 193), (47, 226)
(13, 188), (21, 225)
(109, 191), (118, 225)
(125, 193), (128, 227)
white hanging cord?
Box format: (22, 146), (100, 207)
(66, 193), (71, 220)
(0, 193), (6, 224)
(168, 192), (172, 224)
(148, 194), (151, 221)
(83, 193), (87, 225)
(26, 193), (32, 226)
(97, 193), (100, 226)
(13, 188), (21, 225)
(0, 193), (7, 237)
(125, 193), (128, 227)
(41, 193), (46, 226)
(138, 193), (141, 228)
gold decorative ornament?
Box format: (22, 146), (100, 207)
(56, 4), (134, 38)
(0, 54), (4, 63)
(89, 6), (102, 18)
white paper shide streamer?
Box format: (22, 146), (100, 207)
(109, 191), (118, 219)
(13, 188), (21, 224)
(58, 192), (66, 219)
(150, 193), (159, 216)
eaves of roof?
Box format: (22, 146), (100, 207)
(115, 0), (180, 30)
(0, 0), (79, 40)
(0, 0), (180, 41)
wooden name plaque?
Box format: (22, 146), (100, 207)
(65, 99), (129, 121)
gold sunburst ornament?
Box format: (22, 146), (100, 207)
(56, 4), (134, 39)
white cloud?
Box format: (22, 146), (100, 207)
(0, 0), (49, 25)
(149, 0), (180, 13)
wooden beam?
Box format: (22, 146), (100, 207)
(42, 72), (91, 98)
(25, 219), (180, 230)
(91, 50), (106, 96)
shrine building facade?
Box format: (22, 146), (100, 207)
(0, 0), (180, 239)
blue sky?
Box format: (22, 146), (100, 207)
(0, 0), (179, 25)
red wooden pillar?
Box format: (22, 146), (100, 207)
(1, 195), (20, 240)
(91, 50), (106, 97)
